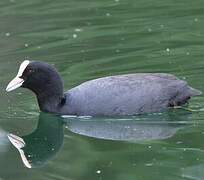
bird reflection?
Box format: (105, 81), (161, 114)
(64, 112), (187, 141)
(8, 113), (64, 168)
(8, 111), (188, 168)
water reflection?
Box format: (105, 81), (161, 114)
(7, 111), (190, 169)
(0, 128), (10, 153)
(8, 113), (64, 168)
(64, 111), (188, 141)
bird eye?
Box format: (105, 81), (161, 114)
(28, 69), (33, 73)
(23, 68), (34, 75)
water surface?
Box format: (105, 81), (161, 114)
(1, 0), (204, 179)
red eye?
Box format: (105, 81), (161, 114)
(26, 68), (34, 74)
(23, 68), (33, 75)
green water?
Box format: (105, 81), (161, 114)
(1, 0), (204, 179)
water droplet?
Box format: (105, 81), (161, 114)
(148, 28), (152, 32)
(96, 170), (101, 174)
(25, 44), (29, 47)
(145, 163), (153, 166)
(160, 24), (164, 28)
(166, 48), (170, 52)
(5, 32), (10, 37)
(75, 28), (83, 32)
(106, 13), (111, 17)
(73, 34), (77, 38)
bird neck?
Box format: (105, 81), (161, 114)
(37, 94), (64, 114)
(34, 84), (65, 114)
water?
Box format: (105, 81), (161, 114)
(1, 0), (204, 179)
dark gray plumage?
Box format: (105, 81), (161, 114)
(6, 61), (202, 116)
(63, 73), (201, 116)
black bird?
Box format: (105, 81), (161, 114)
(6, 60), (202, 116)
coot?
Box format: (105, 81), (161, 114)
(6, 60), (202, 116)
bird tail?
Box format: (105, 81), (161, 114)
(188, 86), (202, 96)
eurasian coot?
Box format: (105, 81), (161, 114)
(6, 60), (202, 116)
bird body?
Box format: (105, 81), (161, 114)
(63, 73), (200, 116)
